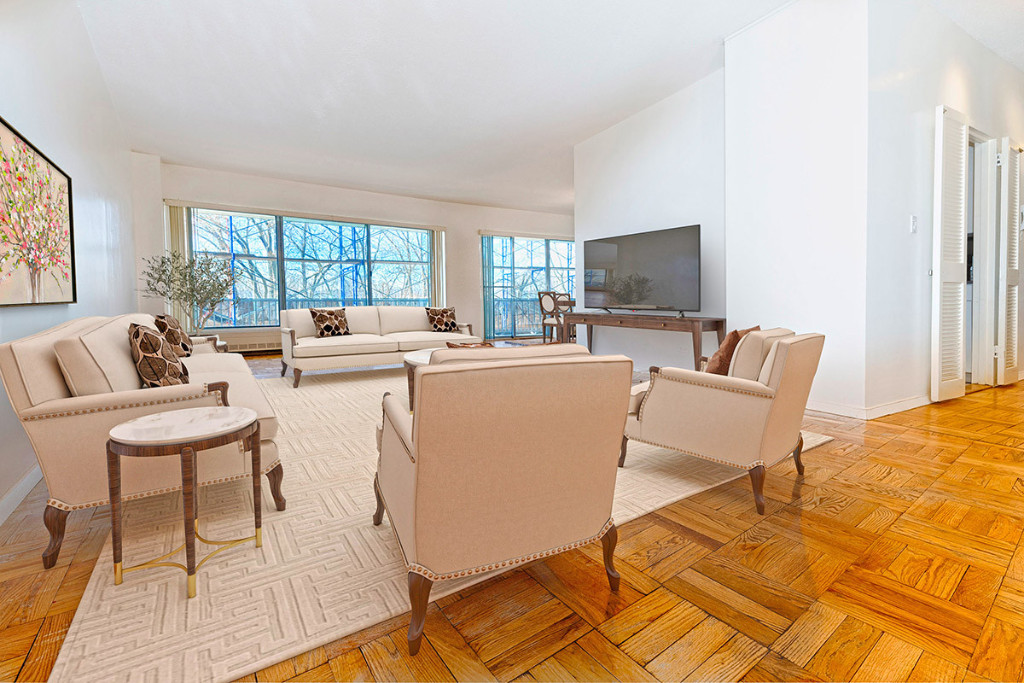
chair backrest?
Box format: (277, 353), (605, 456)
(411, 354), (633, 576)
(759, 333), (825, 460)
(428, 343), (590, 366)
(729, 328), (794, 380)
(538, 291), (558, 317)
(554, 293), (574, 313)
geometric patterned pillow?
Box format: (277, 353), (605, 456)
(128, 323), (190, 388)
(154, 314), (193, 357)
(425, 306), (458, 332)
(309, 308), (349, 337)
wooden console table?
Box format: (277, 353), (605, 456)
(561, 312), (726, 369)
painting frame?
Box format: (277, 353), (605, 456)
(0, 113), (76, 307)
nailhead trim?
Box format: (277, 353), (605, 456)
(654, 372), (774, 398)
(407, 518), (616, 581)
(46, 457), (282, 511)
(22, 385), (224, 422)
(624, 434), (764, 470)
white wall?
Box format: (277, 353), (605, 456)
(725, 0), (870, 416)
(133, 163), (574, 336)
(573, 70), (726, 371)
(0, 0), (134, 519)
(131, 152), (167, 315)
(866, 0), (1024, 411)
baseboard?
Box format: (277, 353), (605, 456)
(807, 395), (931, 420)
(863, 395), (931, 420)
(0, 465), (41, 527)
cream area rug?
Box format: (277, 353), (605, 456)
(49, 368), (831, 683)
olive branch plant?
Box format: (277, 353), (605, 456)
(140, 252), (234, 333)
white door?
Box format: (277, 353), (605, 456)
(931, 106), (969, 402)
(997, 139), (1022, 384)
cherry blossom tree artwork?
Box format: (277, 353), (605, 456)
(0, 118), (74, 306)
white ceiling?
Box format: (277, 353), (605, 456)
(76, 0), (793, 214)
(927, 0), (1024, 74)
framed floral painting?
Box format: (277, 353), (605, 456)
(0, 115), (75, 306)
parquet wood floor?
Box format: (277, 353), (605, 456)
(7, 375), (1024, 681)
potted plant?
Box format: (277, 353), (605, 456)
(140, 252), (234, 334)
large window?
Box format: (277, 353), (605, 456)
(481, 235), (575, 339)
(190, 208), (434, 328)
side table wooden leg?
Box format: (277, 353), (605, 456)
(107, 441), (123, 585)
(250, 425), (263, 548)
(181, 446), (198, 598)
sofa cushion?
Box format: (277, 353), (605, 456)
(129, 323), (190, 388)
(705, 325), (759, 375)
(378, 306), (432, 335)
(310, 308), (349, 337)
(385, 331), (482, 351)
(426, 306), (458, 332)
(184, 367), (279, 440)
(182, 351), (251, 375)
(4, 316), (106, 409)
(344, 306), (382, 335)
(730, 328), (795, 380)
(154, 315), (193, 357)
(54, 313), (156, 396)
(292, 334), (398, 358)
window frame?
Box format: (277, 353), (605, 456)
(186, 206), (439, 329)
(481, 235), (575, 339)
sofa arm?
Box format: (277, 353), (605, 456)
(457, 322), (474, 336)
(382, 393), (414, 460)
(653, 367), (775, 398)
(19, 383), (224, 421)
(281, 328), (297, 362)
(17, 382), (229, 508)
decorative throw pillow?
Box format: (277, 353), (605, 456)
(309, 308), (349, 337)
(426, 306), (458, 332)
(129, 323), (190, 388)
(154, 314), (193, 357)
(704, 325), (760, 375)
(445, 341), (494, 349)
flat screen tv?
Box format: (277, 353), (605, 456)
(583, 225), (700, 312)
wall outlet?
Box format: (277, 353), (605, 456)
(910, 215), (918, 234)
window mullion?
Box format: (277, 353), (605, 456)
(275, 216), (286, 321)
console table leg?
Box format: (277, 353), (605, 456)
(181, 446), (198, 598)
(586, 325), (594, 352)
(691, 326), (702, 370)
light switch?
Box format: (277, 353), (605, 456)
(910, 215), (918, 234)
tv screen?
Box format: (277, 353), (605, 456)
(583, 225), (700, 311)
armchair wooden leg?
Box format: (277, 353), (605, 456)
(293, 368), (302, 388)
(749, 465), (766, 515)
(372, 475), (385, 526)
(266, 463), (286, 511)
(792, 434), (805, 476)
(42, 504), (69, 569)
(601, 524), (621, 591)
(618, 436), (628, 468)
(280, 360), (287, 377)
(407, 572), (433, 655)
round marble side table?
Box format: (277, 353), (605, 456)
(106, 405), (261, 598)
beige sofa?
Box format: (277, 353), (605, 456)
(622, 329), (824, 514)
(280, 305), (481, 387)
(373, 353), (634, 654)
(0, 313), (285, 569)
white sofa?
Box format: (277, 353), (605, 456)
(0, 313), (286, 569)
(280, 306), (481, 387)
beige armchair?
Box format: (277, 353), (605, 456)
(372, 354), (633, 654)
(621, 330), (824, 514)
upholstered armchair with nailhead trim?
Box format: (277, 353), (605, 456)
(372, 353), (633, 655)
(621, 331), (824, 515)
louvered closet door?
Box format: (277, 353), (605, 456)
(931, 107), (969, 402)
(998, 139), (1022, 385)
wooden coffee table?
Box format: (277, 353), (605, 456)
(106, 405), (263, 599)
